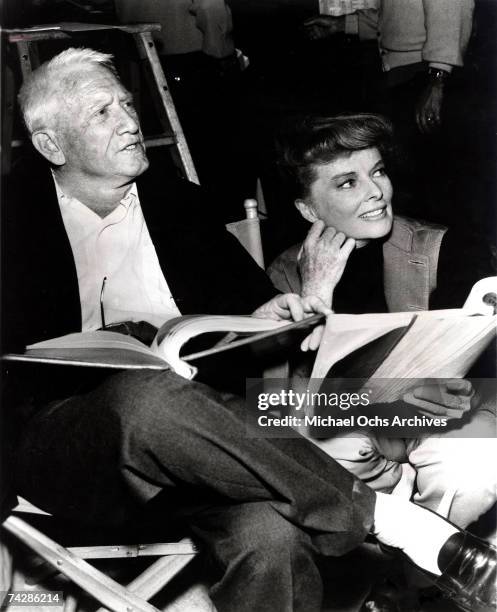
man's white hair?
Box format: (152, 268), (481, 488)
(18, 47), (117, 134)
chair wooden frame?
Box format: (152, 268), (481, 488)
(2, 502), (206, 612)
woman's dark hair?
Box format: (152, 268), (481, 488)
(279, 113), (395, 200)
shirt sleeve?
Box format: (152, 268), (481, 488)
(358, 9), (379, 41)
(190, 0), (235, 58)
(422, 0), (475, 67)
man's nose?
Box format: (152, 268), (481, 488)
(116, 106), (140, 134)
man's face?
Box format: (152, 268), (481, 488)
(56, 65), (149, 184)
(305, 147), (393, 242)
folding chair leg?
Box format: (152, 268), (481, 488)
(63, 593), (78, 612)
(126, 549), (196, 599)
(3, 517), (159, 612)
(94, 545), (198, 612)
(0, 535), (13, 591)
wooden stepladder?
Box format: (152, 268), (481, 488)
(3, 22), (199, 183)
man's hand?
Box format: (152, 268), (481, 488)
(300, 220), (355, 307)
(253, 294), (331, 352)
(403, 379), (476, 419)
(303, 15), (346, 40)
(416, 81), (445, 135)
(253, 293), (331, 322)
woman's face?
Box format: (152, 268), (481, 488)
(298, 147), (393, 244)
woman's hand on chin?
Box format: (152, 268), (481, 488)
(299, 220), (355, 307)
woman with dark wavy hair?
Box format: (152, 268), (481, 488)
(268, 111), (497, 609)
(271, 113), (445, 314)
(268, 112), (496, 530)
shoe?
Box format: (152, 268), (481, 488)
(369, 532), (496, 612)
(434, 531), (496, 612)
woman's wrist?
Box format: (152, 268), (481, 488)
(302, 285), (333, 309)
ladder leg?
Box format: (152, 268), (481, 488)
(1, 63), (16, 175)
(133, 32), (199, 184)
(15, 40), (40, 82)
(16, 40), (34, 82)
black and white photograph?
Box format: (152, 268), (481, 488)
(1, 1), (497, 611)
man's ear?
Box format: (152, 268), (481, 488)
(31, 130), (66, 166)
(295, 199), (318, 223)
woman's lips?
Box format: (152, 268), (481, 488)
(360, 207), (387, 220)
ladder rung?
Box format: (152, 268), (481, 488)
(10, 135), (177, 150)
(6, 22), (162, 42)
(145, 135), (176, 148)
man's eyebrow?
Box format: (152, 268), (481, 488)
(86, 92), (113, 110)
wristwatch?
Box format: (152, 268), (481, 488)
(428, 67), (450, 84)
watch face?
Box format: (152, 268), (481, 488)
(429, 68), (449, 80)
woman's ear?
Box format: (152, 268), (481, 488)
(31, 130), (66, 166)
(295, 199), (319, 223)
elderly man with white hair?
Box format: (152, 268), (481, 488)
(2, 47), (496, 612)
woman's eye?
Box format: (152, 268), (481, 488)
(338, 179), (354, 189)
(373, 167), (386, 177)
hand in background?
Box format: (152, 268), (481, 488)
(300, 220), (355, 308)
(403, 379), (476, 419)
(416, 81), (445, 134)
(302, 15), (346, 40)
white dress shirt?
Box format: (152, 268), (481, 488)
(55, 180), (181, 331)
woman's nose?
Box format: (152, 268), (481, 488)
(366, 177), (382, 200)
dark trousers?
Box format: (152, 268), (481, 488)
(15, 369), (375, 611)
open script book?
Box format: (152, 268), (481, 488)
(310, 277), (497, 402)
(3, 314), (324, 380)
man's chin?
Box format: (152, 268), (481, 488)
(136, 156), (150, 176)
(114, 158), (149, 187)
(125, 156), (150, 180)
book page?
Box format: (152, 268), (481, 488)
(372, 314), (497, 401)
(4, 330), (167, 369)
(311, 309), (497, 401)
(311, 311), (415, 379)
(26, 330), (156, 356)
(152, 315), (293, 379)
(7, 348), (168, 370)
